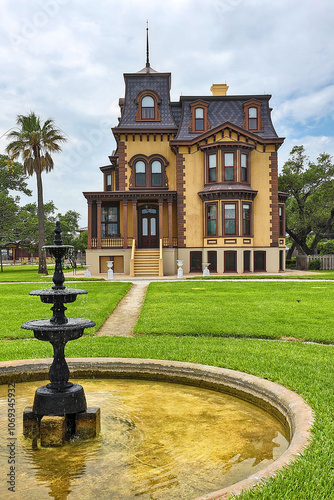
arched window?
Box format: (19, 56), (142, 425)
(141, 96), (155, 119)
(195, 108), (204, 131)
(151, 160), (162, 186)
(135, 160), (146, 186)
(248, 107), (258, 130)
(135, 91), (161, 122)
(130, 155), (167, 188)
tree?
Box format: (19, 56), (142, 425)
(278, 146), (334, 255)
(0, 193), (20, 272)
(0, 155), (32, 271)
(6, 112), (67, 274)
(0, 154), (32, 196)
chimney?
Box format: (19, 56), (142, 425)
(210, 83), (229, 96)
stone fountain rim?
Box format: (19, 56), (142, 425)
(0, 357), (314, 500)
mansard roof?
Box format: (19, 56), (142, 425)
(116, 70), (177, 131)
(173, 95), (279, 142)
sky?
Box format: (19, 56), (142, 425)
(1, 0), (334, 227)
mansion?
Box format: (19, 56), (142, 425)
(83, 59), (287, 276)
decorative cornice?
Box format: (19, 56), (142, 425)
(171, 121), (284, 147)
(83, 190), (177, 202)
(198, 183), (258, 201)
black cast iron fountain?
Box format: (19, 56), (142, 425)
(22, 222), (96, 442)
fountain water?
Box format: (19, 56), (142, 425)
(21, 222), (97, 444)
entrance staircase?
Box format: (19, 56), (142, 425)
(133, 249), (160, 276)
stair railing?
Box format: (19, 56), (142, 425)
(159, 238), (164, 277)
(130, 238), (136, 277)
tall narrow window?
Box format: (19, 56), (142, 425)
(190, 251), (202, 272)
(135, 160), (146, 186)
(208, 251), (217, 272)
(106, 173), (112, 191)
(151, 160), (162, 186)
(208, 153), (217, 182)
(225, 251), (237, 272)
(242, 203), (251, 236)
(254, 251), (266, 272)
(101, 206), (119, 237)
(248, 107), (258, 130)
(224, 203), (237, 235)
(223, 152), (235, 181)
(141, 96), (155, 119)
(243, 251), (251, 272)
(195, 108), (204, 131)
(241, 153), (248, 182)
(206, 204), (217, 236)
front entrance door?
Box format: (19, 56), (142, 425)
(138, 205), (159, 248)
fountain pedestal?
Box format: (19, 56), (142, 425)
(22, 222), (98, 446)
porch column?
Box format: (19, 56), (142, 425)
(168, 201), (173, 248)
(159, 200), (164, 244)
(96, 200), (102, 249)
(87, 200), (93, 249)
(123, 201), (128, 249)
(132, 200), (137, 242)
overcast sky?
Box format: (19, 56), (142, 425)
(1, 0), (334, 227)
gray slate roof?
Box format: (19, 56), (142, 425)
(118, 73), (177, 130)
(174, 97), (278, 141)
(116, 69), (279, 140)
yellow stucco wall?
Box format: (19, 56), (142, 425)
(121, 134), (177, 191)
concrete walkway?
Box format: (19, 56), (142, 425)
(95, 281), (149, 337)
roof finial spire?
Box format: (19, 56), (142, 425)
(146, 20), (150, 68)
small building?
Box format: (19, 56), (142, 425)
(83, 55), (287, 276)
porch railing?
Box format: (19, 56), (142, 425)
(91, 237), (176, 249)
(91, 237), (134, 249)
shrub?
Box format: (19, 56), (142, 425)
(285, 257), (296, 269)
(308, 258), (321, 270)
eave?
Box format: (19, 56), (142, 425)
(171, 121), (285, 148)
(83, 190), (177, 202)
(198, 183), (258, 201)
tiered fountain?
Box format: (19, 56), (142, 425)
(22, 222), (97, 446)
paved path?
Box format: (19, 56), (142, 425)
(95, 281), (149, 337)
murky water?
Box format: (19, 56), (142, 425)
(0, 379), (289, 499)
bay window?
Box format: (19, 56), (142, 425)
(223, 202), (237, 235)
(223, 152), (235, 181)
(242, 203), (251, 235)
(206, 203), (217, 236)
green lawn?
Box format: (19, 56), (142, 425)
(0, 277), (333, 499)
(135, 281), (334, 343)
(0, 265), (102, 282)
(0, 282), (131, 338)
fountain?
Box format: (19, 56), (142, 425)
(21, 222), (97, 445)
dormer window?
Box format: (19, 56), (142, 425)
(243, 99), (262, 132)
(141, 96), (155, 119)
(135, 90), (162, 122)
(195, 108), (204, 131)
(189, 100), (210, 133)
(248, 107), (257, 130)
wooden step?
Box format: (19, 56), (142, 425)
(133, 249), (160, 276)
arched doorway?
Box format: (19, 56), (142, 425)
(138, 204), (159, 248)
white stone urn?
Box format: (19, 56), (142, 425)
(202, 262), (211, 277)
(107, 260), (114, 280)
(176, 259), (184, 279)
(84, 264), (92, 278)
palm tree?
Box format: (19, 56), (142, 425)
(6, 112), (67, 274)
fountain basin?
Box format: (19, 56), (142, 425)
(21, 318), (95, 342)
(0, 358), (313, 499)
